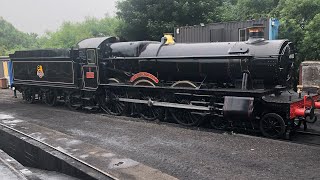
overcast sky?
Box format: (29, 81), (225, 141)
(0, 0), (118, 34)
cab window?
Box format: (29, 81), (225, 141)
(87, 49), (96, 64)
(239, 28), (249, 41)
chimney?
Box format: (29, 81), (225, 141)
(246, 25), (265, 44)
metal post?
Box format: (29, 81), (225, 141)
(12, 86), (17, 98)
(13, 89), (17, 98)
(241, 72), (248, 90)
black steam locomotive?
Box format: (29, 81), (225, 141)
(9, 28), (320, 139)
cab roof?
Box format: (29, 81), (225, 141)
(77, 37), (118, 49)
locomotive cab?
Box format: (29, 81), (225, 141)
(76, 37), (118, 89)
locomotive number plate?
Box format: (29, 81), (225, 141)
(86, 72), (95, 79)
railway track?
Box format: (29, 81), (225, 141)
(296, 130), (320, 136)
(5, 97), (320, 153)
(291, 130), (320, 146)
(19, 99), (320, 148)
(3, 90), (320, 180)
(101, 109), (320, 147)
(0, 122), (118, 180)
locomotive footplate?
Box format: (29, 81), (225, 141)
(105, 83), (285, 97)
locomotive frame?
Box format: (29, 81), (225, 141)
(9, 36), (320, 139)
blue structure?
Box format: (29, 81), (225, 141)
(7, 60), (13, 87)
(269, 18), (280, 40)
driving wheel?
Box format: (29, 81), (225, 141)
(100, 89), (126, 116)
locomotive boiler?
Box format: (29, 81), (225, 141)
(105, 35), (294, 89)
(9, 27), (319, 139)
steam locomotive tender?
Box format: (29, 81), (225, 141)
(10, 29), (320, 139)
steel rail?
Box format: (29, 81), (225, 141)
(0, 122), (118, 180)
(291, 130), (320, 147)
(296, 130), (320, 136)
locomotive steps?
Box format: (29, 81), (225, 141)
(0, 113), (177, 180)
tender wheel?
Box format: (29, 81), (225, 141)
(100, 89), (126, 116)
(210, 117), (228, 130)
(44, 90), (57, 106)
(66, 92), (82, 110)
(22, 89), (35, 104)
(260, 113), (286, 138)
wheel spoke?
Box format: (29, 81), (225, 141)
(44, 91), (57, 106)
(24, 89), (35, 104)
(66, 93), (82, 110)
(136, 91), (162, 121)
(171, 108), (201, 126)
(115, 102), (123, 113)
(100, 90), (126, 116)
(260, 113), (285, 138)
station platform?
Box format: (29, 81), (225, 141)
(0, 115), (177, 180)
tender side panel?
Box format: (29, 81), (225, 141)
(12, 60), (74, 85)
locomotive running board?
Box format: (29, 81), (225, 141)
(118, 98), (211, 111)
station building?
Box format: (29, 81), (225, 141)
(174, 18), (280, 43)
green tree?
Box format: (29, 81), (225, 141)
(301, 14), (320, 60)
(218, 0), (279, 22)
(38, 22), (91, 48)
(116, 0), (222, 40)
(269, 0), (320, 88)
(39, 16), (121, 48)
(235, 0), (279, 20)
(273, 0), (320, 61)
(0, 17), (38, 55)
(218, 0), (238, 22)
(0, 46), (8, 56)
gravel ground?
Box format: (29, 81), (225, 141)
(1, 89), (320, 180)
